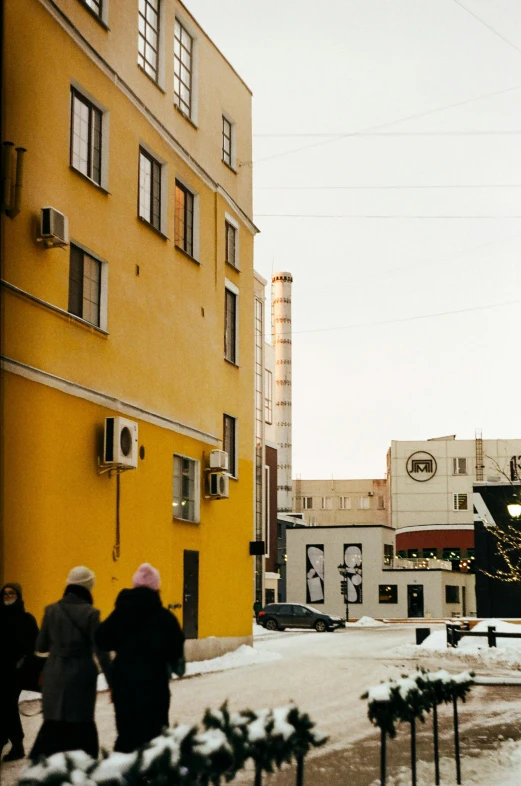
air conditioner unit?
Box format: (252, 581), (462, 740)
(209, 449), (229, 471)
(103, 416), (138, 468)
(39, 207), (69, 247)
(367, 491), (374, 496)
(208, 472), (229, 499)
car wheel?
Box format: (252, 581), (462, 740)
(314, 620), (327, 632)
(265, 619), (279, 631)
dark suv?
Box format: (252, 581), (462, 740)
(258, 603), (345, 632)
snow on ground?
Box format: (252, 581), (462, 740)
(394, 618), (521, 670)
(347, 616), (386, 627)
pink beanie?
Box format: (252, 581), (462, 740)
(132, 563), (160, 591)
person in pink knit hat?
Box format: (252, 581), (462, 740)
(96, 563), (185, 752)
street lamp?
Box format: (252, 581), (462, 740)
(507, 503), (521, 519)
(337, 563), (349, 622)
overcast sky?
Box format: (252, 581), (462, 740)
(188, 0), (521, 479)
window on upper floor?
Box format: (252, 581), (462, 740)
(446, 585), (460, 604)
(174, 18), (193, 118)
(339, 496), (351, 510)
(225, 220), (237, 267)
(83, 0), (102, 18)
(265, 369), (272, 424)
(302, 497), (313, 510)
(383, 544), (394, 566)
(224, 283), (238, 364)
(173, 454), (199, 523)
(453, 457), (468, 475)
(453, 493), (468, 511)
(358, 496), (370, 510)
(377, 495), (385, 509)
(222, 115), (235, 169)
(70, 88), (103, 186)
(423, 547), (438, 559)
(138, 148), (162, 231)
(321, 497), (332, 510)
(138, 0), (160, 82)
(443, 547), (461, 561)
(174, 180), (195, 257)
(223, 414), (237, 478)
(68, 243), (107, 329)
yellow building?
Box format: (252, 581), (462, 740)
(1, 0), (258, 658)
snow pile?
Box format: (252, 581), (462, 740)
(394, 619), (521, 669)
(185, 644), (282, 676)
(348, 616), (386, 627)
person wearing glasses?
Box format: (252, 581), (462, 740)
(0, 583), (39, 762)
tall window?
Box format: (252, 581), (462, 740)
(453, 493), (468, 511)
(265, 369), (272, 423)
(70, 88), (102, 185)
(173, 454), (199, 522)
(68, 244), (102, 327)
(222, 116), (233, 166)
(139, 149), (161, 230)
(339, 496), (351, 510)
(174, 19), (193, 117)
(377, 495), (385, 510)
(223, 414), (237, 477)
(225, 221), (236, 267)
(224, 287), (237, 363)
(383, 544), (394, 566)
(138, 0), (160, 82)
(174, 180), (194, 255)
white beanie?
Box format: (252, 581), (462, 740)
(66, 565), (95, 591)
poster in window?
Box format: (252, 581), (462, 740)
(306, 544), (324, 604)
(343, 543), (362, 603)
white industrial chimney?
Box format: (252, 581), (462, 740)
(271, 272), (293, 512)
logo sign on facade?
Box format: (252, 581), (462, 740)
(406, 451), (437, 482)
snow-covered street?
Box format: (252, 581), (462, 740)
(3, 621), (521, 785)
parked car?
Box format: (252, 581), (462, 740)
(257, 603), (345, 632)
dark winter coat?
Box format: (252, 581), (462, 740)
(36, 587), (112, 723)
(0, 584), (39, 682)
(95, 586), (185, 753)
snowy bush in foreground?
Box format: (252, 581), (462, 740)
(19, 704), (327, 786)
(361, 669), (474, 737)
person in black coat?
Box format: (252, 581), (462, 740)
(0, 582), (39, 762)
(96, 563), (185, 753)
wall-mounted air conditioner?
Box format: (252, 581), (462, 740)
(209, 449), (229, 471)
(39, 207), (69, 247)
(103, 416), (138, 468)
(367, 491), (374, 496)
(208, 472), (229, 499)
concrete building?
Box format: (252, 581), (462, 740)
(293, 478), (388, 526)
(1, 0), (258, 659)
(286, 525), (476, 620)
(389, 435), (521, 562)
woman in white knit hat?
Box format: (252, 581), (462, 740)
(30, 566), (112, 760)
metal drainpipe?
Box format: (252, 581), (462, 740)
(6, 146), (27, 219)
(2, 141), (14, 211)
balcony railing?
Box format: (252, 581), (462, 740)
(385, 557), (452, 570)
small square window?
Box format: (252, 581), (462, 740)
(358, 496), (370, 510)
(453, 458), (468, 475)
(446, 585), (460, 604)
(68, 244), (103, 328)
(422, 548), (438, 559)
(138, 0), (160, 82)
(321, 497), (332, 510)
(443, 548), (461, 561)
(223, 414), (237, 477)
(174, 18), (193, 117)
(139, 148), (162, 230)
(173, 454), (199, 522)
(339, 496), (351, 510)
(70, 88), (103, 185)
(408, 549), (419, 559)
(302, 497), (313, 510)
(225, 221), (237, 267)
(175, 180), (194, 256)
(379, 585), (398, 603)
(453, 493), (468, 511)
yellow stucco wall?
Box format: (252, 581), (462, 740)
(1, 0), (257, 642)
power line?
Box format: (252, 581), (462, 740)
(452, 0), (521, 57)
(255, 213), (521, 219)
(255, 184), (521, 191)
(245, 83), (521, 166)
(254, 131), (521, 137)
(289, 299), (521, 337)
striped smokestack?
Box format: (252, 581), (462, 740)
(271, 272), (293, 512)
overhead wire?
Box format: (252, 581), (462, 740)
(255, 184), (521, 190)
(255, 214), (521, 219)
(451, 0), (521, 57)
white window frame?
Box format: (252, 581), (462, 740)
(321, 496), (332, 510)
(224, 212), (240, 269)
(224, 278), (239, 365)
(173, 453), (200, 523)
(70, 81), (109, 191)
(223, 413), (238, 478)
(358, 496), (370, 510)
(453, 493), (468, 511)
(174, 175), (199, 260)
(138, 141), (168, 233)
(81, 0), (109, 26)
(452, 457), (468, 475)
(174, 15), (198, 124)
(302, 497), (313, 510)
(264, 369), (272, 424)
(339, 496), (351, 510)
(68, 241), (108, 331)
(222, 113), (236, 170)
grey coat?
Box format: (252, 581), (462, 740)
(37, 594), (112, 722)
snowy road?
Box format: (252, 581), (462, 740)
(3, 623), (521, 785)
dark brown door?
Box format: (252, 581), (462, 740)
(183, 550), (199, 639)
(407, 585), (424, 618)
